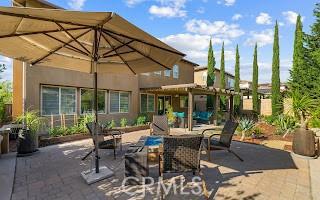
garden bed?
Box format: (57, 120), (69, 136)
(39, 124), (150, 147)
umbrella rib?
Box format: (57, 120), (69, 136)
(103, 29), (185, 56)
(43, 33), (90, 57)
(101, 32), (136, 74)
(103, 30), (171, 70)
(31, 28), (92, 66)
(0, 27), (91, 39)
(103, 50), (135, 58)
(0, 10), (92, 27)
(55, 22), (91, 55)
(101, 40), (134, 57)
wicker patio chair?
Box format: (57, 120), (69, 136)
(82, 122), (121, 160)
(159, 135), (208, 199)
(202, 120), (243, 162)
(150, 115), (169, 136)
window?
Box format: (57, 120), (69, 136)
(42, 87), (59, 115)
(202, 71), (207, 81)
(154, 71), (161, 76)
(164, 70), (171, 77)
(80, 89), (105, 114)
(41, 86), (76, 115)
(110, 91), (130, 113)
(140, 94), (155, 113)
(227, 77), (235, 89)
(180, 96), (188, 108)
(173, 65), (179, 79)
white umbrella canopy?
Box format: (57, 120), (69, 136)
(0, 6), (184, 74)
(0, 6), (184, 177)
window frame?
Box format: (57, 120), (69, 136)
(173, 65), (179, 79)
(109, 91), (130, 114)
(140, 93), (155, 113)
(40, 85), (77, 116)
(79, 88), (107, 115)
(164, 70), (171, 77)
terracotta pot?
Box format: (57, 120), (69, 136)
(292, 128), (315, 157)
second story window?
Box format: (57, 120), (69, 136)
(164, 70), (171, 77)
(173, 65), (179, 79)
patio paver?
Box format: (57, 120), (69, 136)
(10, 130), (313, 200)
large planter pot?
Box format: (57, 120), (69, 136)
(17, 129), (38, 156)
(292, 128), (315, 157)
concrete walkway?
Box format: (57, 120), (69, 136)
(9, 130), (314, 200)
(310, 157), (320, 200)
(0, 153), (16, 200)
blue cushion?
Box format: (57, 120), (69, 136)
(176, 112), (185, 118)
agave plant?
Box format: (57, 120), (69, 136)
(274, 114), (297, 138)
(238, 118), (255, 141)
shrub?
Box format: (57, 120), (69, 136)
(263, 115), (277, 125)
(274, 114), (297, 136)
(309, 117), (320, 128)
(120, 118), (127, 127)
(252, 127), (263, 136)
(166, 105), (176, 125)
(106, 119), (116, 129)
(136, 115), (146, 126)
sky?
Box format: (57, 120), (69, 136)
(0, 0), (318, 83)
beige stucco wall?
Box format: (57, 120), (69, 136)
(194, 69), (234, 89)
(15, 64), (140, 125)
(243, 99), (272, 116)
(138, 60), (194, 88)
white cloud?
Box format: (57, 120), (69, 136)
(222, 0), (236, 6)
(282, 11), (304, 25)
(232, 14), (243, 21)
(256, 12), (272, 25)
(68, 0), (86, 10)
(149, 0), (187, 18)
(124, 0), (146, 7)
(245, 29), (274, 47)
(161, 33), (228, 64)
(185, 19), (244, 39)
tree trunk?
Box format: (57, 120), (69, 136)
(241, 131), (246, 141)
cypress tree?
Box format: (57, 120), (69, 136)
(220, 42), (226, 109)
(288, 15), (305, 95)
(234, 44), (241, 114)
(271, 21), (282, 115)
(252, 43), (259, 113)
(207, 38), (216, 109)
(304, 3), (320, 98)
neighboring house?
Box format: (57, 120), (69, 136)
(194, 66), (235, 89)
(11, 0), (198, 125)
(193, 66), (235, 111)
(258, 83), (288, 95)
(240, 80), (252, 90)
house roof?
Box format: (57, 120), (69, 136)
(180, 59), (199, 67)
(194, 66), (235, 78)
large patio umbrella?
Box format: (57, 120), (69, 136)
(0, 6), (184, 182)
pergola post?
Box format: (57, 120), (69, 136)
(188, 90), (194, 131)
(213, 93), (220, 125)
(229, 95), (234, 120)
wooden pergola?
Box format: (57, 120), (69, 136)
(141, 83), (242, 131)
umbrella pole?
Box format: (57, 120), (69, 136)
(93, 62), (99, 174)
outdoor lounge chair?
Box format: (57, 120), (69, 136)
(150, 115), (170, 136)
(202, 120), (243, 162)
(82, 122), (122, 160)
(159, 135), (208, 199)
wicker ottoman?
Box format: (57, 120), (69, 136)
(125, 146), (149, 185)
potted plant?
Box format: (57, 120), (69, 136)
(289, 91), (318, 157)
(16, 110), (44, 156)
(166, 105), (176, 128)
